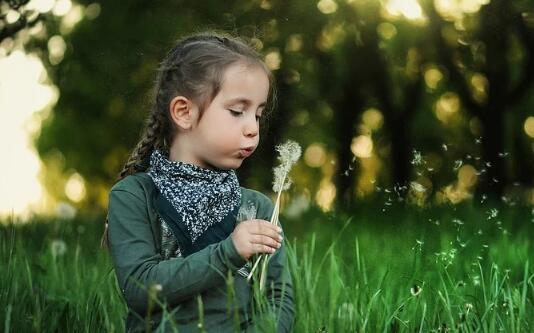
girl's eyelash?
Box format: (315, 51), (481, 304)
(229, 109), (262, 120)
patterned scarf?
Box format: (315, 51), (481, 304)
(147, 149), (241, 244)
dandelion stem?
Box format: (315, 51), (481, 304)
(247, 173), (285, 282)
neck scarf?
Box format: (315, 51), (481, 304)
(147, 149), (241, 244)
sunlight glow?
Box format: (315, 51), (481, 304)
(435, 92), (460, 123)
(27, 0), (55, 13)
(524, 117), (534, 139)
(384, 0), (425, 21)
(317, 0), (338, 14)
(0, 51), (58, 220)
(304, 143), (327, 168)
(435, 0), (489, 21)
(424, 66), (443, 89)
(315, 180), (336, 211)
(351, 135), (374, 158)
(362, 108), (384, 131)
(265, 50), (281, 70)
(65, 172), (86, 203)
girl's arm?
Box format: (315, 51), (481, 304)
(107, 188), (248, 315)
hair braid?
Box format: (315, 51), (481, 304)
(101, 110), (169, 250)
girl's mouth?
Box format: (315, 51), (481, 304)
(239, 148), (253, 157)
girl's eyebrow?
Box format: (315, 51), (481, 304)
(226, 97), (266, 108)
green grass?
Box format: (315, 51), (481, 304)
(1, 203), (533, 332)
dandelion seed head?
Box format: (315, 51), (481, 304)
(275, 140), (302, 166)
(410, 284), (422, 296)
(50, 239), (67, 258)
(272, 140), (302, 193)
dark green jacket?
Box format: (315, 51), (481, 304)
(107, 172), (295, 332)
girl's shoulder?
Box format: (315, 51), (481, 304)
(110, 172), (154, 198)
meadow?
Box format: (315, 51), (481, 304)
(1, 200), (533, 332)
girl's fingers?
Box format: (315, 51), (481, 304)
(249, 220), (283, 240)
(249, 234), (281, 249)
(253, 243), (276, 254)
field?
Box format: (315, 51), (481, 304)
(2, 202), (533, 332)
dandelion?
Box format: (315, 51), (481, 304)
(465, 303), (474, 313)
(410, 284), (422, 296)
(50, 239), (67, 258)
(337, 302), (355, 321)
(247, 140), (302, 290)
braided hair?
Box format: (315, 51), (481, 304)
(101, 31), (277, 249)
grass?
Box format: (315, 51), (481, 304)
(1, 202), (533, 332)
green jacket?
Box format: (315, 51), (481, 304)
(107, 172), (295, 332)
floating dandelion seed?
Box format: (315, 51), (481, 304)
(486, 208), (499, 220)
(410, 181), (426, 193)
(475, 137), (482, 144)
(442, 143), (448, 151)
(452, 218), (464, 225)
(453, 160), (463, 171)
(412, 239), (424, 251)
(411, 149), (422, 166)
(498, 152), (509, 158)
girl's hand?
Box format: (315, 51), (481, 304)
(231, 219), (283, 260)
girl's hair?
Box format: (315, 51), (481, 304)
(101, 31), (277, 249)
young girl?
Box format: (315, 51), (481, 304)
(101, 31), (295, 332)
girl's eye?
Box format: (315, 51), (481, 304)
(229, 110), (243, 116)
(229, 109), (262, 121)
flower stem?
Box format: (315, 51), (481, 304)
(247, 171), (287, 283)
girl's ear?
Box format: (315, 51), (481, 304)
(169, 96), (198, 130)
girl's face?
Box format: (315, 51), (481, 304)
(186, 62), (269, 170)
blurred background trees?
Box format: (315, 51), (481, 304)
(4, 0), (532, 218)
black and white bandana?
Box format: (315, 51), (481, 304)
(147, 149), (241, 244)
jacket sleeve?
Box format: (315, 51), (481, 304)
(107, 188), (248, 315)
(245, 195), (296, 333)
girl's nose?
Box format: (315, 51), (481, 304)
(244, 115), (259, 137)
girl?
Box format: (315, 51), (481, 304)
(101, 31), (295, 332)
